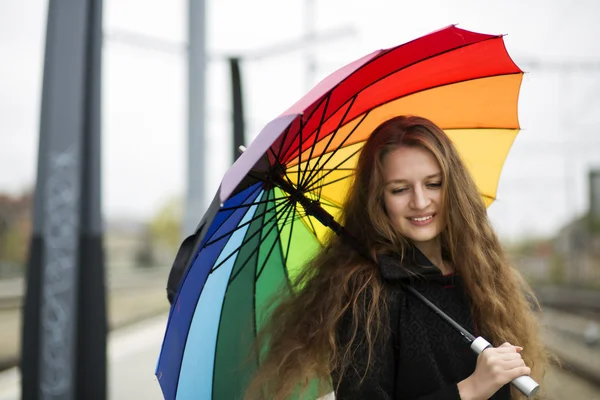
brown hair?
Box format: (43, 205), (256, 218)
(245, 115), (548, 399)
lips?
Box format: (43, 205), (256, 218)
(407, 213), (436, 226)
(408, 213), (434, 221)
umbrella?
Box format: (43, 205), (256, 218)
(156, 25), (525, 399)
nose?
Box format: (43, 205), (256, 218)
(410, 185), (431, 210)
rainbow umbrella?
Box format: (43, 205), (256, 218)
(156, 25), (523, 399)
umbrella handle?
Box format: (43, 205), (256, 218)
(470, 337), (540, 397)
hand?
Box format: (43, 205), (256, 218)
(457, 342), (531, 400)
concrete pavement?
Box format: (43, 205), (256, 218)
(0, 314), (168, 400)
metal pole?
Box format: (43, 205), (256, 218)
(21, 0), (106, 399)
(229, 57), (245, 163)
(76, 0), (107, 398)
(304, 0), (317, 91)
(184, 0), (207, 237)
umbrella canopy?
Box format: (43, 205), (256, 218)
(156, 25), (523, 400)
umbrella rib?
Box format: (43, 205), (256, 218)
(205, 198), (291, 247)
(302, 111), (369, 190)
(303, 213), (320, 242)
(271, 201), (297, 290)
(291, 72), (521, 189)
(200, 183), (265, 246)
(303, 144), (363, 193)
(206, 197), (281, 395)
(227, 201), (293, 284)
(207, 203), (293, 395)
(306, 173), (354, 194)
(315, 195), (343, 210)
(203, 185), (262, 247)
(169, 184), (264, 400)
(278, 93), (332, 164)
(275, 122), (294, 165)
(297, 114), (304, 186)
(289, 167), (354, 173)
(254, 200), (296, 282)
(208, 195), (288, 392)
(208, 200), (294, 273)
(250, 203), (297, 369)
(209, 203), (291, 275)
(281, 200), (300, 276)
(267, 146), (283, 170)
(299, 93), (332, 188)
(217, 195), (290, 212)
(301, 94), (358, 186)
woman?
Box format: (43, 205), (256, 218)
(246, 116), (547, 399)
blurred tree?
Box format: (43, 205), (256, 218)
(507, 237), (553, 257)
(135, 196), (183, 268)
(149, 197), (183, 253)
(548, 253), (566, 284)
(135, 226), (158, 268)
(0, 191), (32, 277)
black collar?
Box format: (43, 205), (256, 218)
(377, 246), (451, 282)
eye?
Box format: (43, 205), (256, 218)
(391, 187), (408, 194)
(426, 181), (442, 189)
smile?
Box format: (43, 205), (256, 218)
(407, 214), (436, 226)
(411, 216), (432, 222)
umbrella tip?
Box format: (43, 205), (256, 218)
(238, 145), (247, 153)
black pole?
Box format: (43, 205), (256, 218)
(76, 0), (107, 398)
(21, 1), (106, 399)
(229, 57), (245, 163)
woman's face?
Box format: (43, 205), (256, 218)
(381, 146), (444, 245)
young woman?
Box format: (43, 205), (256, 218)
(246, 116), (547, 399)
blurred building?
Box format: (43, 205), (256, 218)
(0, 191), (32, 278)
(105, 218), (175, 270)
(554, 169), (600, 287)
(105, 218), (146, 269)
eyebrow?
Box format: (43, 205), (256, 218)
(385, 173), (442, 185)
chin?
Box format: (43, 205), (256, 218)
(409, 236), (439, 244)
(404, 228), (441, 243)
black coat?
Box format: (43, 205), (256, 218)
(333, 248), (510, 400)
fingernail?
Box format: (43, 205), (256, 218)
(516, 346), (523, 352)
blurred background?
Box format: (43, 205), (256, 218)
(0, 0), (599, 399)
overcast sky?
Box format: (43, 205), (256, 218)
(1, 0), (600, 241)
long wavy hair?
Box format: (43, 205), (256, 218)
(245, 116), (548, 399)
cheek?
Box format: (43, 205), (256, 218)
(383, 195), (406, 220)
(434, 192), (444, 214)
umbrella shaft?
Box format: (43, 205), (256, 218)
(405, 285), (475, 343)
(270, 172), (344, 235)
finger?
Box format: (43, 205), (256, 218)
(507, 366), (531, 380)
(495, 345), (521, 354)
(500, 352), (523, 361)
(502, 358), (527, 370)
(498, 342), (524, 352)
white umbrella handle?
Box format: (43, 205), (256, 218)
(470, 337), (539, 397)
